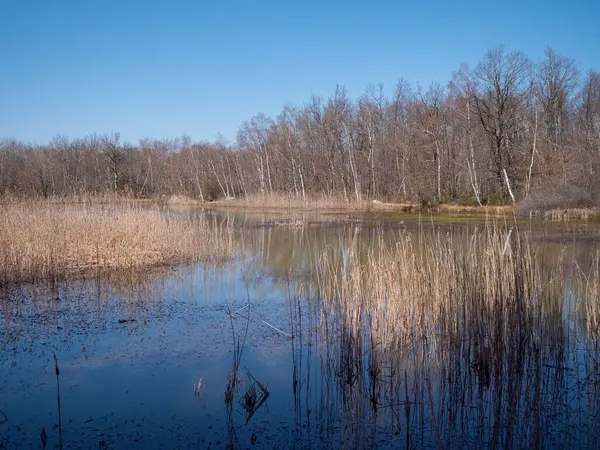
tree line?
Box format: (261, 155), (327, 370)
(2, 47), (599, 208)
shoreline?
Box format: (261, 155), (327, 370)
(204, 197), (600, 221)
(2, 193), (599, 221)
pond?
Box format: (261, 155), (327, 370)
(1, 209), (599, 449)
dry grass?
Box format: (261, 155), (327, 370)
(212, 192), (373, 211)
(163, 194), (203, 206)
(540, 208), (600, 221)
(210, 193), (515, 216)
(438, 203), (513, 216)
(211, 192), (431, 212)
(3, 192), (142, 205)
(308, 224), (600, 446)
(212, 193), (600, 222)
(0, 199), (235, 284)
(316, 224), (571, 356)
(578, 250), (600, 338)
(315, 223), (600, 383)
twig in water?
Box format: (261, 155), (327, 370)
(234, 303), (251, 316)
(0, 409), (7, 425)
(193, 377), (203, 396)
(262, 320), (292, 337)
(240, 368), (270, 424)
(227, 303), (251, 321)
(246, 368), (270, 397)
(118, 318), (136, 324)
(53, 352), (63, 450)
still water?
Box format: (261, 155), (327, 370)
(1, 210), (599, 449)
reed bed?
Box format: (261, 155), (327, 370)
(0, 200), (236, 284)
(213, 192), (373, 211)
(541, 208), (600, 221)
(578, 249), (600, 339)
(212, 192), (519, 216)
(213, 192), (600, 222)
(317, 225), (557, 355)
(212, 192), (441, 213)
(306, 224), (600, 447)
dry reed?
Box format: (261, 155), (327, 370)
(213, 192), (373, 211)
(579, 249), (600, 338)
(315, 224), (579, 360)
(306, 224), (600, 447)
(0, 199), (235, 284)
(213, 192), (600, 222)
(211, 192), (517, 215)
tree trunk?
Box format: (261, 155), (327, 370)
(466, 100), (482, 206)
(525, 108), (538, 198)
(503, 168), (516, 204)
(209, 158), (227, 198)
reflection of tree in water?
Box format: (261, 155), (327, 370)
(229, 209), (600, 286)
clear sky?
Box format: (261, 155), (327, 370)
(1, 0), (598, 145)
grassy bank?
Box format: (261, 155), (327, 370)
(0, 200), (235, 284)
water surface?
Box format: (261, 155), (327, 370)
(1, 210), (599, 449)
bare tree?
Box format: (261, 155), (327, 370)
(473, 47), (531, 201)
(579, 71), (600, 150)
(416, 83), (446, 202)
(101, 133), (126, 192)
(537, 48), (579, 145)
(387, 79), (413, 198)
(357, 83), (387, 198)
(1, 46), (597, 208)
(449, 65), (483, 205)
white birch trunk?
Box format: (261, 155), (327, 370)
(503, 168), (516, 204)
(525, 107), (538, 198)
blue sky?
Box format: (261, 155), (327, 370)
(1, 0), (598, 145)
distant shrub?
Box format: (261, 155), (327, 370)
(519, 178), (600, 213)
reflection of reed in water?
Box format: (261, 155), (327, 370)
(287, 224), (600, 448)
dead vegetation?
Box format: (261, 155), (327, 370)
(211, 192), (372, 211)
(0, 199), (235, 284)
(305, 223), (600, 447)
(316, 224), (576, 355)
(532, 208), (600, 221)
(211, 192), (600, 221)
(209, 192), (518, 216)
